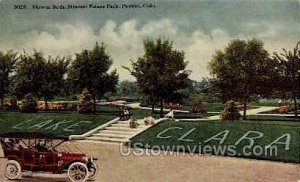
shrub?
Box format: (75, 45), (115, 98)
(270, 105), (294, 114)
(165, 102), (182, 110)
(220, 100), (241, 121)
(3, 97), (18, 111)
(10, 97), (18, 110)
(77, 90), (94, 114)
(144, 116), (155, 126)
(69, 103), (78, 111)
(20, 93), (38, 113)
(190, 100), (207, 114)
(129, 117), (139, 128)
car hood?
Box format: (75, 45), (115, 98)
(0, 144), (3, 158)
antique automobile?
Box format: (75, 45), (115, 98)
(0, 132), (98, 182)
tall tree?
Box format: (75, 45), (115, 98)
(273, 41), (300, 118)
(124, 38), (190, 118)
(41, 57), (70, 110)
(0, 50), (18, 109)
(14, 51), (69, 110)
(14, 52), (46, 98)
(208, 39), (272, 120)
(118, 80), (139, 97)
(68, 42), (119, 113)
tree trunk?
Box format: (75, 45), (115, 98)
(0, 96), (3, 110)
(92, 95), (97, 114)
(44, 97), (48, 111)
(160, 98), (164, 118)
(293, 96), (298, 118)
(243, 101), (247, 120)
(152, 104), (155, 113)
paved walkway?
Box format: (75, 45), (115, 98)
(126, 102), (141, 109)
(245, 106), (278, 115)
(127, 103), (279, 120)
(2, 143), (298, 182)
(126, 102), (189, 113)
(182, 106), (279, 121)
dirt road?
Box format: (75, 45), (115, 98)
(1, 141), (299, 182)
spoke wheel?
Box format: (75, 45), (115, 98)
(4, 160), (22, 180)
(68, 162), (89, 182)
(88, 161), (98, 180)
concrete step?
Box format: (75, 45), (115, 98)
(117, 121), (146, 125)
(92, 133), (129, 139)
(111, 123), (131, 127)
(100, 130), (136, 135)
(87, 136), (128, 143)
(106, 126), (141, 132)
(111, 123), (145, 128)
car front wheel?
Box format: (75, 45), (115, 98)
(67, 162), (89, 182)
(4, 160), (22, 180)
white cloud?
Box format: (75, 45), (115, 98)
(4, 23), (95, 56)
(0, 19), (297, 81)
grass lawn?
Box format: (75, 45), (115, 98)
(97, 105), (165, 119)
(247, 115), (300, 123)
(180, 102), (224, 112)
(130, 120), (300, 163)
(0, 105), (164, 137)
(174, 112), (216, 119)
(0, 111), (116, 136)
(130, 109), (167, 119)
(181, 102), (260, 113)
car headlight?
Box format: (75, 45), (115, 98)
(82, 156), (88, 162)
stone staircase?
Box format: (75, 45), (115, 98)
(86, 119), (150, 143)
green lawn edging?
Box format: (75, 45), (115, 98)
(0, 111), (116, 136)
(130, 120), (300, 163)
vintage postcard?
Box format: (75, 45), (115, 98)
(0, 0), (299, 181)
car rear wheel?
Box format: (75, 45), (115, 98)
(88, 161), (98, 180)
(67, 162), (89, 182)
(4, 160), (22, 180)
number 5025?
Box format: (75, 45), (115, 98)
(14, 5), (27, 9)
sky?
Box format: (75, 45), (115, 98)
(0, 0), (299, 81)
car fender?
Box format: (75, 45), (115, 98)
(6, 155), (19, 161)
(56, 160), (86, 173)
(5, 155), (22, 165)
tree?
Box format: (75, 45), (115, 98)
(117, 80), (139, 97)
(13, 51), (69, 110)
(19, 93), (38, 113)
(124, 38), (190, 118)
(13, 52), (45, 98)
(41, 57), (70, 110)
(77, 90), (93, 114)
(220, 100), (241, 121)
(208, 39), (272, 120)
(68, 42), (119, 113)
(190, 99), (207, 114)
(273, 41), (300, 118)
(0, 50), (18, 109)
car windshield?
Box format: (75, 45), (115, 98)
(1, 138), (29, 150)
